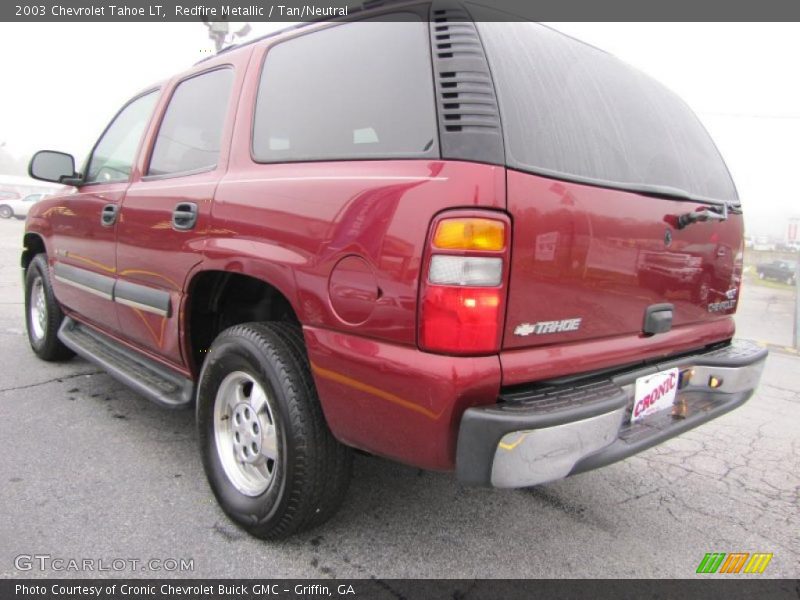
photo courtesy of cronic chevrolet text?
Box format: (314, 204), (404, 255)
(21, 2), (767, 539)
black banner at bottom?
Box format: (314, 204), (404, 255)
(1, 579), (798, 600)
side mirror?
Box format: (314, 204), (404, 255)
(29, 150), (82, 185)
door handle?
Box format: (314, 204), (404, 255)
(101, 203), (118, 227)
(172, 202), (198, 231)
(676, 203), (729, 230)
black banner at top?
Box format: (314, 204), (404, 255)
(2, 0), (800, 22)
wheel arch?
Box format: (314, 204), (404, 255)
(183, 268), (302, 375)
(21, 232), (47, 270)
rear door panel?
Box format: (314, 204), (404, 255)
(114, 56), (248, 368)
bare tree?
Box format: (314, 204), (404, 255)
(202, 17), (252, 52)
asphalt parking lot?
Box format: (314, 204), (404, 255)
(0, 217), (798, 579)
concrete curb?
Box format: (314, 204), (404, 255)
(752, 340), (799, 356)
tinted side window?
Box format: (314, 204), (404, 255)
(253, 17), (438, 162)
(148, 68), (234, 176)
(85, 91), (158, 184)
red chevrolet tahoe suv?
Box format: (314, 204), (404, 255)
(23, 6), (767, 539)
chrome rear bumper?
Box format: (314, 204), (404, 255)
(456, 339), (768, 488)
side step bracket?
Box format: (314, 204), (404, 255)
(58, 317), (194, 409)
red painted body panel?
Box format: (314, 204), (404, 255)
(502, 169), (742, 350)
(40, 185), (124, 334)
(23, 188), (197, 377)
(115, 175), (210, 366)
(303, 325), (501, 470)
(211, 160), (506, 345)
(500, 317), (735, 388)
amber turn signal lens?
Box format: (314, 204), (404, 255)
(433, 218), (505, 251)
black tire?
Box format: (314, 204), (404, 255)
(0, 205), (12, 219)
(24, 254), (75, 361)
(197, 322), (352, 540)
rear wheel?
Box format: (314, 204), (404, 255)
(0, 205), (12, 219)
(197, 322), (352, 539)
(24, 254), (75, 361)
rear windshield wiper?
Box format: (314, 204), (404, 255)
(630, 184), (741, 229)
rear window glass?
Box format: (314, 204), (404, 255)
(252, 16), (438, 163)
(475, 21), (738, 203)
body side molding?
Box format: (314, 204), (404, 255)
(52, 261), (172, 317)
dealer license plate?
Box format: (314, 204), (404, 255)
(631, 368), (679, 423)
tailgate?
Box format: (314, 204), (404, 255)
(503, 169), (743, 350)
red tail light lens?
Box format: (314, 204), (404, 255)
(420, 287), (502, 353)
(419, 214), (509, 355)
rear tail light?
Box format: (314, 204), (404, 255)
(433, 218), (505, 251)
(428, 256), (503, 286)
(421, 287), (502, 353)
(420, 215), (509, 355)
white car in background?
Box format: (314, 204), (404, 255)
(0, 193), (46, 219)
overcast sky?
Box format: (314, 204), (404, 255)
(1, 21), (798, 237)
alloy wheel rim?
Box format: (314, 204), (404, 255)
(213, 371), (278, 496)
(30, 277), (47, 341)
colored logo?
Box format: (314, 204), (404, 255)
(696, 552), (773, 574)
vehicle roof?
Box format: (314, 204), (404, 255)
(193, 0), (426, 66)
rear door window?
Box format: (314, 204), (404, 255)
(148, 68), (234, 176)
(252, 16), (438, 163)
(475, 20), (738, 203)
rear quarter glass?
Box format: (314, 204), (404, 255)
(251, 15), (438, 163)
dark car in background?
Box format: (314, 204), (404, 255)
(756, 260), (797, 285)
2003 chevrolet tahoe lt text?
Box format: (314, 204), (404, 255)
(22, 5), (767, 539)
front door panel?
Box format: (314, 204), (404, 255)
(48, 185), (123, 334)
